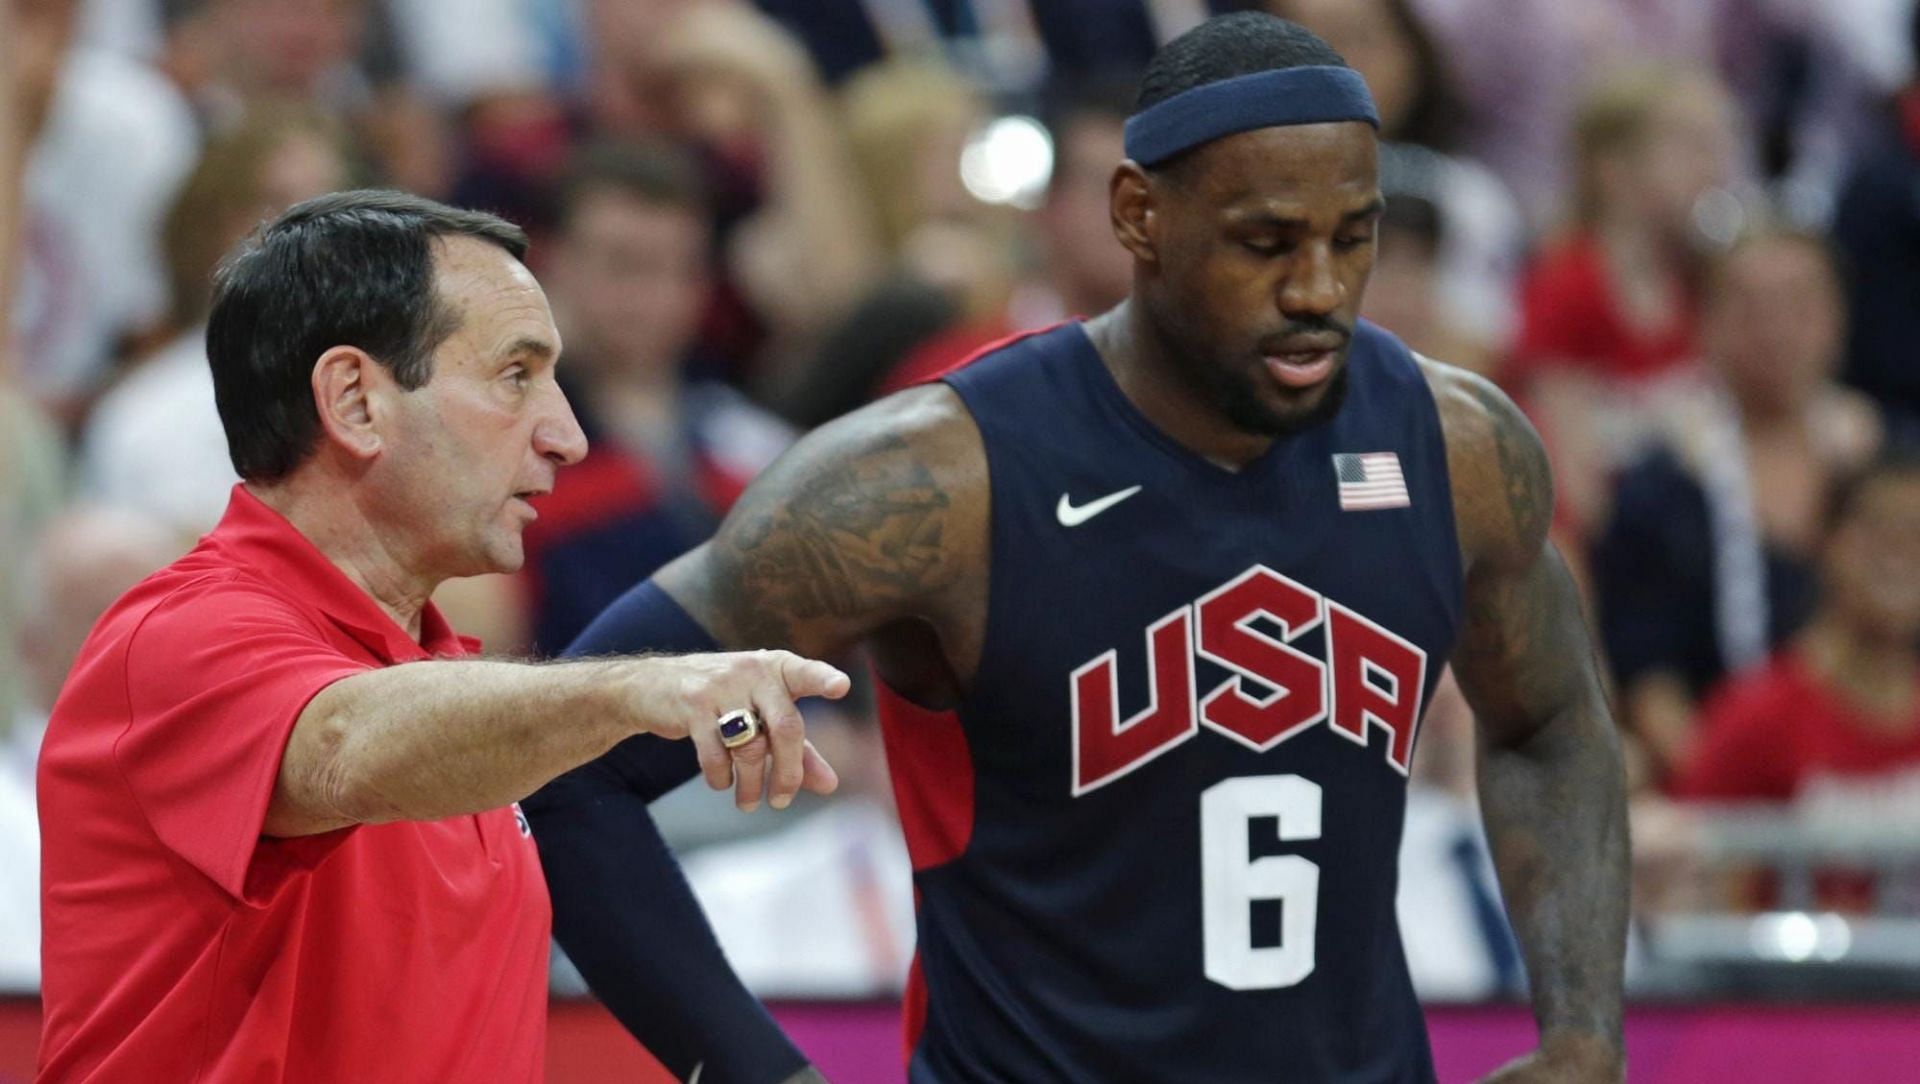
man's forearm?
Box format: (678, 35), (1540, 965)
(272, 657), (644, 835)
(1478, 699), (1629, 1052)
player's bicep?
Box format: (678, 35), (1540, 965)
(659, 387), (984, 658)
(1451, 541), (1604, 748)
(1431, 361), (1604, 747)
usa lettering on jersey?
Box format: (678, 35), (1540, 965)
(1070, 564), (1427, 796)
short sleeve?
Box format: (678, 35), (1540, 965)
(115, 581), (371, 904)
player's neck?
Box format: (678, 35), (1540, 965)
(1087, 300), (1274, 470)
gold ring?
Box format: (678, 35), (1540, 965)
(716, 708), (761, 750)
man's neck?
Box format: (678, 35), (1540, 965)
(247, 477), (435, 640)
(1087, 300), (1273, 470)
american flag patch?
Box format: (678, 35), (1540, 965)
(1333, 452), (1410, 510)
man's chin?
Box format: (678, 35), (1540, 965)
(471, 535), (527, 578)
(1231, 367), (1349, 437)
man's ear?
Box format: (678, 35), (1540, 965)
(1111, 161), (1160, 265)
(311, 346), (385, 462)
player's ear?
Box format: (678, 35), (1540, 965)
(312, 346), (385, 462)
(1111, 161), (1159, 265)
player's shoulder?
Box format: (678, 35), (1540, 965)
(777, 382), (987, 494)
(1414, 355), (1524, 447)
(1412, 353), (1553, 560)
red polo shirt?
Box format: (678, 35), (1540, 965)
(37, 486), (551, 1083)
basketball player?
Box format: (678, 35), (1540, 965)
(527, 13), (1627, 1082)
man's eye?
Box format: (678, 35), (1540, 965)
(1334, 232), (1375, 251)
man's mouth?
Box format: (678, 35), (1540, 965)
(1261, 341), (1342, 389)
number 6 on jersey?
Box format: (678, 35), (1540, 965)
(1201, 775), (1322, 990)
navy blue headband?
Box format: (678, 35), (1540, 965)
(1124, 66), (1379, 167)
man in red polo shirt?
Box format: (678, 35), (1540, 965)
(36, 191), (845, 1082)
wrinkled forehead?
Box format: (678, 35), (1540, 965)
(431, 235), (542, 304)
(1174, 121), (1380, 210)
(429, 236), (558, 352)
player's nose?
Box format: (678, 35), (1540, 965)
(1278, 241), (1344, 317)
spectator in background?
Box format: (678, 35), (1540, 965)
(840, 57), (1018, 329)
(1830, 1), (1920, 445)
(160, 0), (452, 199)
(754, 0), (1211, 89)
(1021, 77), (1138, 326)
(584, 0), (883, 371)
(1676, 452), (1920, 820)
(79, 105), (351, 540)
(1514, 64), (1743, 535)
(521, 140), (793, 655)
(1515, 64), (1738, 388)
(1267, 0), (1525, 353)
(757, 55), (1017, 423)
(855, 75), (1137, 407)
(0, 0), (73, 759)
(1593, 228), (1881, 787)
(1360, 191), (1498, 376)
(1, 506), (179, 990)
(14, 0), (199, 415)
(1412, 0), (1865, 230)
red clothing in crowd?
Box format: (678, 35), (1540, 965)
(37, 486), (551, 1083)
(1677, 649), (1920, 802)
(1511, 231), (1699, 384)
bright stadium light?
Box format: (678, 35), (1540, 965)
(1752, 912), (1820, 963)
(960, 115), (1053, 210)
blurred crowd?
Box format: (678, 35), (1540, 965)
(3, 0), (1920, 1002)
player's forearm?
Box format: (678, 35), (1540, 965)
(273, 657), (646, 834)
(1478, 696), (1629, 1056)
(526, 752), (813, 1082)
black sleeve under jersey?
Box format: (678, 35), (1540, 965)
(521, 580), (808, 1083)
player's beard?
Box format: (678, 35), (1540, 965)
(1185, 349), (1351, 439)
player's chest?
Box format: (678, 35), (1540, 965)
(973, 535), (1447, 800)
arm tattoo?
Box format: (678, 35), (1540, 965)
(1460, 374), (1553, 549)
(1444, 372), (1628, 1063)
(711, 433), (951, 648)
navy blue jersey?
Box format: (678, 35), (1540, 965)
(877, 319), (1463, 1082)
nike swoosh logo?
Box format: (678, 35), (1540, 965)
(1057, 485), (1143, 527)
